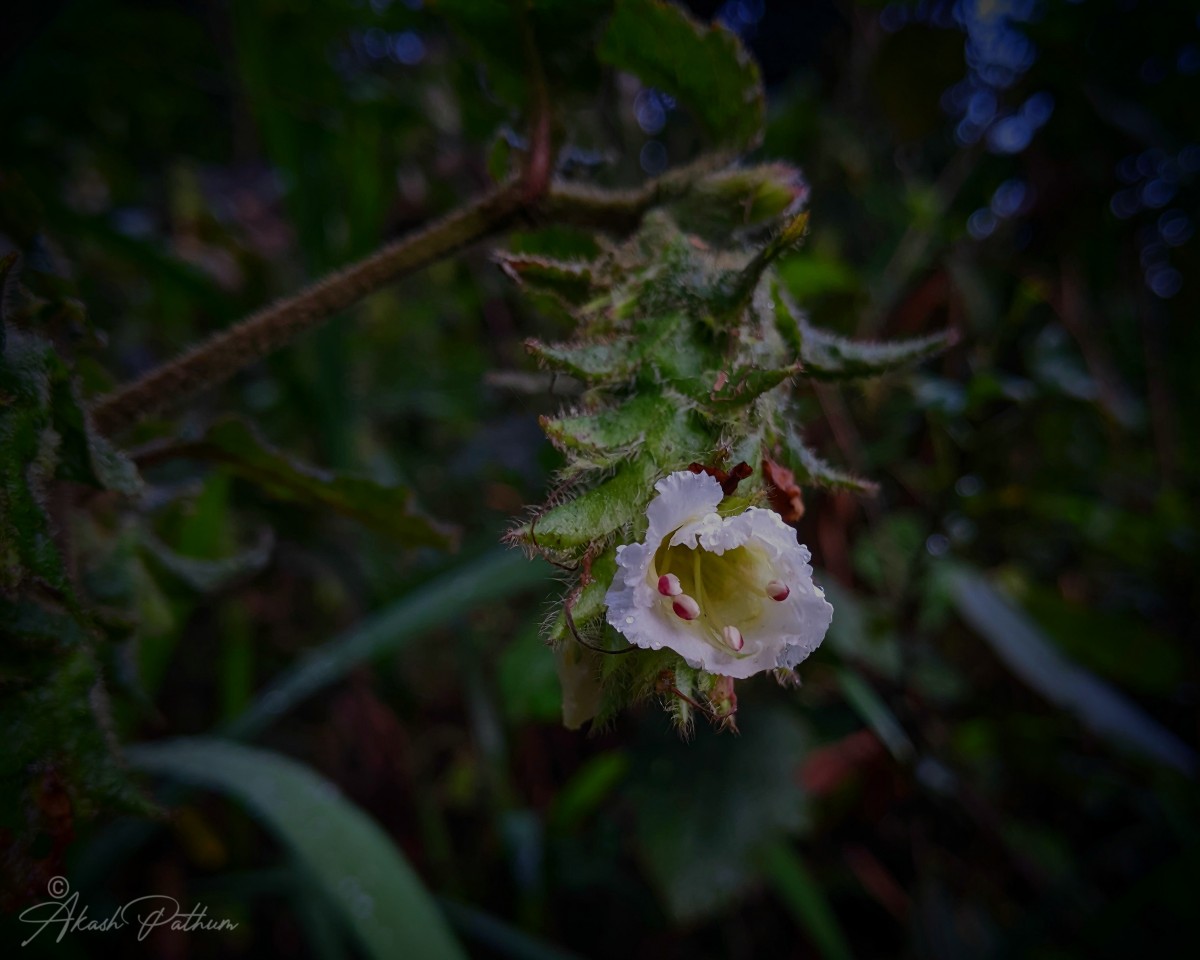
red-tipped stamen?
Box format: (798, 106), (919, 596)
(658, 573), (682, 597)
(672, 595), (700, 621)
(722, 625), (744, 651)
(766, 579), (790, 601)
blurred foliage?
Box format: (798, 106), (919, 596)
(2, 0), (1199, 958)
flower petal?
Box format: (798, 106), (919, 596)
(645, 470), (723, 544)
(604, 472), (833, 681)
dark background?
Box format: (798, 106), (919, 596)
(2, 1), (1198, 957)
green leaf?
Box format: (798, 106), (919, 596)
(540, 394), (667, 455)
(947, 567), (1197, 775)
(546, 548), (617, 643)
(782, 430), (878, 495)
(495, 254), (596, 305)
(628, 704), (811, 920)
(800, 325), (955, 380)
(1, 642), (151, 828)
(760, 843), (854, 960)
(549, 751), (629, 830)
(511, 457), (659, 551)
(524, 337), (639, 381)
(432, 0), (611, 109)
(227, 551), (553, 739)
(0, 329), (77, 600)
(667, 164), (807, 239)
(695, 362), (802, 411)
(772, 285), (954, 380)
(140, 527), (274, 594)
(191, 418), (457, 550)
(835, 667), (914, 763)
(127, 738), (467, 960)
(599, 0), (765, 151)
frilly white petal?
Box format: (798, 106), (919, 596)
(604, 471), (833, 680)
(645, 470), (723, 543)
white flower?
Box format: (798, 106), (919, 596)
(604, 469), (833, 679)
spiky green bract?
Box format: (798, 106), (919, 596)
(506, 198), (952, 732)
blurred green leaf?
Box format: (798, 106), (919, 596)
(498, 622), (562, 724)
(782, 430), (878, 496)
(835, 667), (914, 763)
(188, 418), (457, 550)
(598, 0), (765, 150)
(140, 528), (274, 594)
(628, 705), (811, 920)
(549, 751), (629, 831)
(760, 842), (854, 960)
(947, 567), (1197, 775)
(128, 737), (467, 960)
(821, 582), (901, 679)
(799, 324), (956, 381)
(227, 551), (552, 739)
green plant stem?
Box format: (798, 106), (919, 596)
(91, 158), (731, 437)
(92, 182), (526, 436)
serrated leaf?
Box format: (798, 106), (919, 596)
(190, 418), (456, 550)
(1, 644), (151, 830)
(599, 0), (765, 151)
(515, 456), (659, 551)
(51, 375), (142, 495)
(773, 284), (954, 379)
(667, 164), (807, 239)
(127, 738), (467, 960)
(694, 362), (802, 411)
(525, 336), (639, 381)
(496, 254), (596, 305)
(783, 431), (878, 495)
(540, 394), (667, 455)
(800, 325), (955, 380)
(1, 330), (75, 600)
(546, 548), (618, 644)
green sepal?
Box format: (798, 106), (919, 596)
(783, 429), (879, 495)
(525, 336), (640, 381)
(540, 393), (672, 456)
(800, 325), (956, 380)
(546, 548), (618, 644)
(495, 254), (596, 305)
(512, 456), (659, 551)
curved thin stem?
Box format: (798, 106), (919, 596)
(92, 183), (526, 436)
(91, 154), (733, 436)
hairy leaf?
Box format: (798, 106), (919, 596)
(514, 457), (659, 551)
(783, 430), (878, 495)
(599, 0), (765, 150)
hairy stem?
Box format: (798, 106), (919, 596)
(92, 155), (729, 436)
(92, 182), (526, 436)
